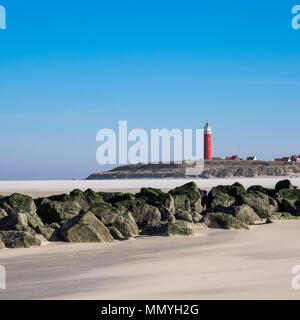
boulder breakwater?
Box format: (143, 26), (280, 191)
(0, 180), (299, 249)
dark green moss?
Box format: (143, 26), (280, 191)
(212, 212), (249, 230)
(166, 222), (194, 236)
(169, 182), (200, 204)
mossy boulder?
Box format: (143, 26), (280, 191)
(0, 194), (43, 229)
(275, 179), (294, 193)
(271, 212), (299, 221)
(169, 182), (202, 206)
(112, 209), (139, 238)
(166, 221), (194, 236)
(35, 225), (60, 241)
(89, 202), (121, 225)
(209, 193), (237, 208)
(106, 193), (135, 204)
(172, 194), (191, 211)
(124, 199), (161, 228)
(265, 217), (274, 224)
(247, 185), (276, 197)
(240, 191), (278, 218)
(36, 197), (82, 224)
(89, 202), (139, 237)
(69, 189), (91, 211)
(0, 213), (29, 231)
(277, 189), (300, 214)
(0, 208), (7, 219)
(207, 183), (246, 208)
(192, 211), (203, 223)
(60, 211), (114, 243)
(137, 187), (176, 220)
(141, 221), (194, 236)
(202, 212), (249, 229)
(0, 238), (5, 249)
(204, 205), (259, 225)
(108, 226), (127, 240)
(83, 189), (105, 205)
(0, 230), (46, 248)
(174, 209), (193, 222)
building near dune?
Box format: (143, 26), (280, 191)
(226, 155), (240, 161)
(275, 157), (292, 163)
(247, 156), (257, 161)
(275, 155), (300, 163)
(291, 155), (300, 162)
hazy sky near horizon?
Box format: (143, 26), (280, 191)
(0, 1), (300, 180)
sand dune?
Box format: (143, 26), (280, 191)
(0, 220), (300, 300)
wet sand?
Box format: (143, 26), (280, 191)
(0, 220), (300, 300)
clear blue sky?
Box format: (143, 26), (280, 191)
(0, 1), (300, 180)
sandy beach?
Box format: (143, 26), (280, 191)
(0, 177), (300, 300)
(0, 220), (300, 300)
(0, 177), (300, 198)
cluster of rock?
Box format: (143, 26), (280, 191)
(0, 180), (299, 249)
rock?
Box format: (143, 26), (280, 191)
(192, 211), (203, 223)
(175, 209), (193, 222)
(247, 185), (276, 197)
(137, 188), (175, 221)
(140, 222), (167, 235)
(169, 182), (202, 212)
(89, 202), (121, 225)
(275, 180), (293, 193)
(0, 193), (43, 228)
(0, 208), (7, 219)
(0, 213), (29, 231)
(106, 193), (135, 204)
(277, 189), (300, 215)
(202, 212), (249, 229)
(68, 189), (106, 211)
(265, 217), (273, 224)
(84, 189), (105, 205)
(209, 192), (236, 208)
(240, 191), (278, 218)
(271, 212), (298, 220)
(90, 202), (139, 237)
(207, 183), (246, 208)
(231, 205), (260, 225)
(118, 199), (161, 228)
(0, 230), (46, 248)
(199, 189), (208, 211)
(36, 198), (82, 224)
(97, 192), (124, 203)
(204, 205), (260, 225)
(172, 194), (191, 211)
(60, 211), (114, 243)
(35, 225), (60, 241)
(112, 210), (139, 238)
(108, 227), (126, 240)
(166, 221), (194, 236)
(69, 189), (91, 211)
(141, 221), (194, 236)
(0, 239), (5, 249)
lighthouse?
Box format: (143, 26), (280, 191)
(204, 122), (213, 160)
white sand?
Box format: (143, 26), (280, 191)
(1, 177), (300, 300)
(1, 220), (300, 300)
(0, 177), (300, 198)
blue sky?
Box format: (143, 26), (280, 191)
(0, 1), (300, 180)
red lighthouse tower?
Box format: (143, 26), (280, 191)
(204, 122), (213, 160)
